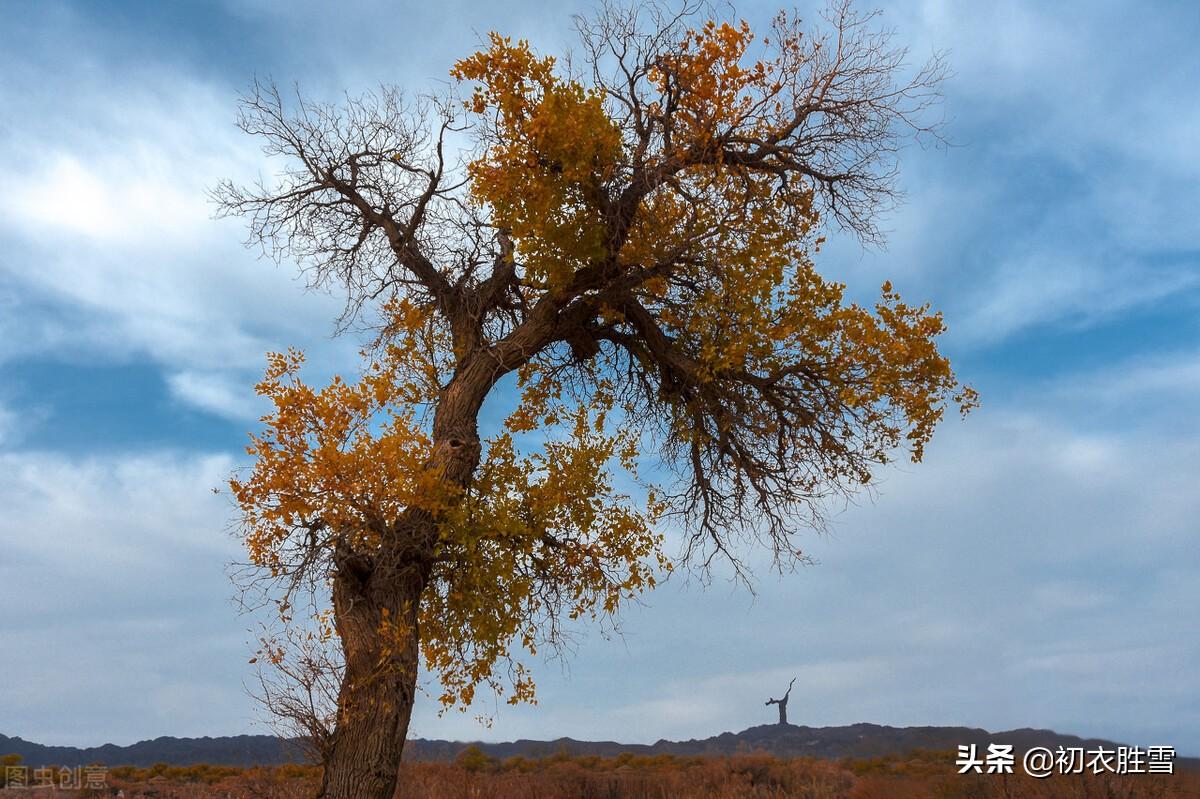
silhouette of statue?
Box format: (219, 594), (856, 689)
(765, 677), (796, 725)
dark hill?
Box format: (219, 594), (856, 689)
(0, 733), (305, 769)
(3, 726), (1195, 769)
(408, 724), (1191, 764)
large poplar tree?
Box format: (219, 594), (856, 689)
(216, 2), (975, 796)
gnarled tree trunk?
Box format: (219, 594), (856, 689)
(317, 392), (487, 799)
(316, 543), (428, 799)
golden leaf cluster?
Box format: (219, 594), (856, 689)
(233, 303), (666, 709)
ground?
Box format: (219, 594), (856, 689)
(2, 750), (1197, 798)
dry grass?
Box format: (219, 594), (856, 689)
(2, 750), (1195, 798)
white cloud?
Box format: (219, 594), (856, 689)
(167, 370), (266, 421)
(0, 401), (18, 448)
(5, 153), (206, 244)
(1055, 350), (1200, 406)
(811, 0), (1200, 347)
(0, 449), (254, 744)
(955, 252), (1199, 345)
(0, 33), (352, 381)
(0, 451), (238, 568)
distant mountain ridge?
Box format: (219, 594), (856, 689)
(3, 725), (1195, 769)
(0, 733), (304, 769)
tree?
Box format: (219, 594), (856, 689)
(766, 677), (797, 725)
(215, 2), (975, 797)
(1, 754), (23, 788)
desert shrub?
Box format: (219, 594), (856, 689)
(455, 744), (498, 773)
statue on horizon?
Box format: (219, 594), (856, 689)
(765, 677), (796, 725)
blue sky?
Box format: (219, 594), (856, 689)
(1, 0), (1198, 755)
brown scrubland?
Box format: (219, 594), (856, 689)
(3, 749), (1196, 798)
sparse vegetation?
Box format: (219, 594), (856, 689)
(3, 751), (1194, 798)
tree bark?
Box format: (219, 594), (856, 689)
(316, 550), (428, 799)
(316, 375), (493, 799)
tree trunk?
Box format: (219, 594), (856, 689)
(316, 367), (492, 798)
(316, 552), (427, 799)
